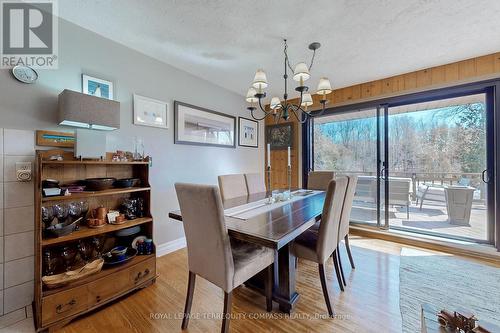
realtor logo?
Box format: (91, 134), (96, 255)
(1, 0), (58, 68)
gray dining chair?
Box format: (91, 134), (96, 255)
(244, 173), (267, 195)
(335, 175), (358, 288)
(291, 177), (348, 317)
(175, 183), (274, 333)
(218, 174), (248, 201)
(308, 175), (358, 290)
(307, 171), (335, 190)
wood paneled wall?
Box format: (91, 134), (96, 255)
(265, 119), (300, 190)
(264, 52), (500, 188)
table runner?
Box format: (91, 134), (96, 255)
(224, 190), (321, 220)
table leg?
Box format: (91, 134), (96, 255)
(275, 243), (299, 313)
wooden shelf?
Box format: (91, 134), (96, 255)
(42, 187), (151, 202)
(35, 150), (155, 331)
(42, 217), (153, 246)
(41, 160), (149, 165)
(42, 254), (155, 297)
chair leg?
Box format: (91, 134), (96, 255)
(265, 265), (273, 312)
(221, 291), (233, 333)
(318, 263), (334, 317)
(181, 271), (196, 330)
(336, 247), (346, 287)
(407, 204), (410, 219)
(332, 250), (345, 292)
(344, 235), (355, 269)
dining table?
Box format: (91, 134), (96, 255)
(168, 189), (326, 313)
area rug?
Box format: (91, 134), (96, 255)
(399, 248), (500, 333)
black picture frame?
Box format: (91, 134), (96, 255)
(266, 123), (293, 150)
(238, 117), (259, 148)
(174, 101), (236, 148)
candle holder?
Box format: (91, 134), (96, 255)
(266, 166), (273, 204)
(287, 165), (292, 199)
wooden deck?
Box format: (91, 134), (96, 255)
(350, 200), (488, 241)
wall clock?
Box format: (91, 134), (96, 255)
(12, 65), (38, 84)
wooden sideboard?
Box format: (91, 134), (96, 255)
(34, 150), (156, 331)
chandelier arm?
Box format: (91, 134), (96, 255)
(297, 90), (304, 108)
(309, 101), (328, 118)
(258, 97), (270, 114)
(250, 108), (269, 121)
(290, 104), (308, 124)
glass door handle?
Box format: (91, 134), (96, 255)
(481, 169), (491, 184)
(380, 167), (387, 180)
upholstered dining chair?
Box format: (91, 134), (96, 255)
(335, 175), (358, 286)
(244, 173), (267, 195)
(307, 171), (335, 190)
(218, 174), (248, 201)
(291, 177), (348, 317)
(308, 175), (357, 290)
(175, 183), (274, 333)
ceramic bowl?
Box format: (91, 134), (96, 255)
(84, 178), (116, 191)
(110, 246), (128, 260)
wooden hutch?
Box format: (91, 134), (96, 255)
(34, 150), (156, 331)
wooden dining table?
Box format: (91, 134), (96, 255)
(168, 189), (326, 313)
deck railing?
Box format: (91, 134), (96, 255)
(328, 171), (484, 200)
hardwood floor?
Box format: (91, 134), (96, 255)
(55, 237), (496, 333)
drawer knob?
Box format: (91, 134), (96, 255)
(134, 268), (151, 284)
(56, 299), (76, 314)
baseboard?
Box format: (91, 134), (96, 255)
(156, 237), (186, 257)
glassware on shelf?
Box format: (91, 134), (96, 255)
(79, 201), (89, 218)
(41, 206), (54, 228)
(53, 203), (69, 220)
(133, 137), (145, 161)
(43, 250), (57, 276)
(77, 240), (94, 263)
(68, 202), (82, 218)
(61, 246), (77, 271)
(92, 236), (106, 258)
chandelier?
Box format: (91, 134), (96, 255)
(246, 39), (332, 123)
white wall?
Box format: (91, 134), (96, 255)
(0, 17), (264, 247)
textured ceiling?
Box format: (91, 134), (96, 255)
(59, 0), (500, 99)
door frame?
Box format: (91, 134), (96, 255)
(302, 79), (500, 249)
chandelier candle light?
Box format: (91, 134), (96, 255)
(246, 39), (333, 123)
(287, 146), (292, 195)
(267, 143), (272, 203)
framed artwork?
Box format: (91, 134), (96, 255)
(266, 123), (293, 150)
(82, 74), (114, 100)
(238, 117), (258, 148)
(36, 130), (75, 148)
(133, 94), (168, 129)
(174, 101), (236, 148)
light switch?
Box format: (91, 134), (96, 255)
(16, 162), (32, 182)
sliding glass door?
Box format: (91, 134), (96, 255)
(313, 107), (380, 225)
(308, 84), (496, 245)
(384, 94), (491, 242)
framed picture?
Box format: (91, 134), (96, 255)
(174, 101), (236, 148)
(133, 94), (168, 129)
(266, 123), (293, 150)
(82, 74), (114, 100)
(238, 117), (258, 148)
(36, 130), (75, 148)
